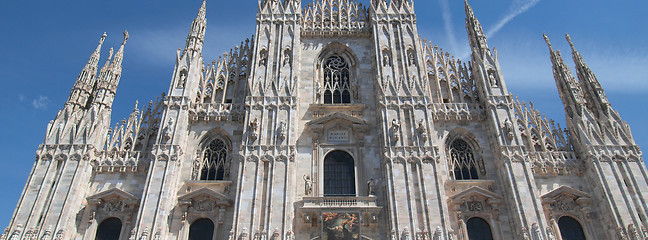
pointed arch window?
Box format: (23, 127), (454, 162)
(196, 139), (228, 181)
(449, 139), (481, 180)
(323, 150), (356, 196)
(466, 217), (494, 240)
(558, 216), (586, 240)
(95, 217), (122, 240)
(323, 55), (351, 104)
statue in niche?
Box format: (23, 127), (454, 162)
(408, 50), (416, 66)
(283, 49), (291, 67)
(277, 120), (287, 141)
(383, 50), (391, 66)
(259, 49), (268, 66)
(367, 178), (376, 196)
(391, 119), (400, 143)
(503, 118), (514, 140)
(488, 70), (498, 87)
(303, 175), (312, 195)
(164, 117), (174, 142)
(315, 81), (322, 102)
(417, 120), (428, 142)
(177, 70), (187, 88)
(249, 118), (259, 142)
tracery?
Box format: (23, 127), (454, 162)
(323, 55), (351, 104)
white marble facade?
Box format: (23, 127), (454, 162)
(3, 0), (648, 240)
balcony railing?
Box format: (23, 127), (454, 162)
(302, 196), (379, 209)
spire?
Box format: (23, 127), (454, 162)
(93, 31), (128, 108)
(184, 0), (207, 54)
(544, 34), (585, 119)
(198, 0), (206, 20)
(66, 32), (107, 108)
(566, 34), (611, 115)
(465, 0), (490, 56)
(110, 30), (129, 76)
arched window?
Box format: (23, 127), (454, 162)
(558, 216), (586, 240)
(95, 217), (122, 240)
(198, 139), (228, 180)
(189, 218), (215, 240)
(449, 139), (480, 180)
(466, 217), (494, 240)
(324, 150), (356, 196)
(323, 55), (351, 104)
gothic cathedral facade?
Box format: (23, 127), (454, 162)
(3, 0), (648, 240)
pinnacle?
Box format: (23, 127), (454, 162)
(122, 30), (129, 45)
(543, 34), (553, 49)
(565, 33), (574, 49)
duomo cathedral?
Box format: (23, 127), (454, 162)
(3, 0), (648, 239)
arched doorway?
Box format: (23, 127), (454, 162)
(323, 150), (356, 196)
(189, 218), (215, 240)
(558, 216), (586, 240)
(466, 217), (494, 240)
(95, 217), (122, 240)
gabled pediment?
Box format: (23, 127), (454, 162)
(542, 186), (591, 204)
(450, 186), (503, 204)
(307, 112), (368, 128)
(178, 187), (231, 207)
(87, 188), (139, 204)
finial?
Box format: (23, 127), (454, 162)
(100, 32), (107, 43)
(122, 30), (129, 45)
(543, 34), (552, 49)
(108, 48), (114, 59)
(565, 33), (575, 49)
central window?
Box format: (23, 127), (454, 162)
(323, 55), (351, 104)
(449, 139), (480, 180)
(198, 139), (228, 180)
(324, 150), (356, 196)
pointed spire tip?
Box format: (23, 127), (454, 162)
(543, 34), (551, 47)
(122, 30), (129, 45)
(565, 33), (575, 49)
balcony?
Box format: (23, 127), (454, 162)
(298, 196), (382, 225)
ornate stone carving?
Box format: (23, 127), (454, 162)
(195, 199), (214, 212)
(54, 230), (64, 240)
(467, 201), (483, 212)
(104, 199), (124, 212)
(550, 200), (576, 211)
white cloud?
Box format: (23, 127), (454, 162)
(18, 94), (25, 102)
(486, 0), (541, 39)
(438, 0), (459, 53)
(32, 96), (50, 110)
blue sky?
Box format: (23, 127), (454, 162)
(0, 0), (646, 227)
